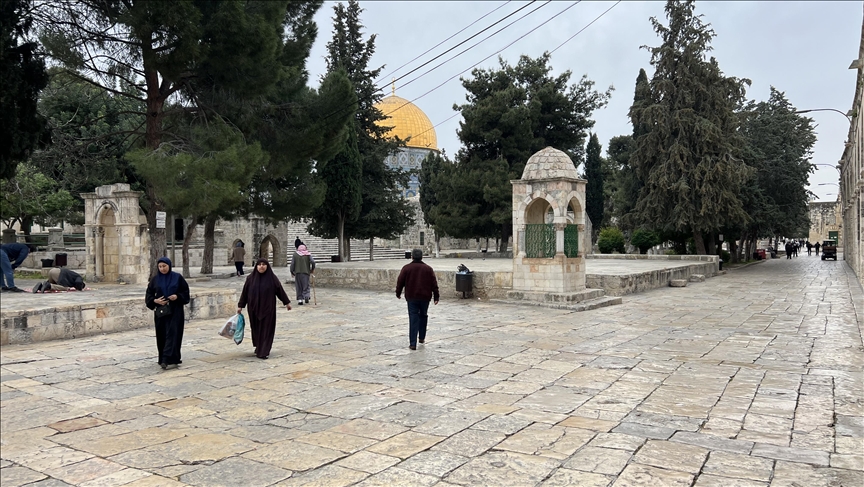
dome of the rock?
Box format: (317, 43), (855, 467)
(374, 95), (437, 150)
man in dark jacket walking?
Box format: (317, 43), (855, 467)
(396, 249), (439, 350)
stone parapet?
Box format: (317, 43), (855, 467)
(313, 268), (514, 300)
(586, 260), (717, 296)
(1, 288), (240, 345)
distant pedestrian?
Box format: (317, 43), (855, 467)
(294, 237), (303, 249)
(32, 267), (86, 293)
(237, 258), (292, 359)
(0, 243), (31, 293)
(785, 241), (793, 259)
(806, 241), (812, 256)
(395, 249), (439, 350)
(145, 257), (190, 370)
(815, 242), (821, 255)
(231, 241), (246, 276)
(792, 242), (799, 257)
(290, 244), (316, 305)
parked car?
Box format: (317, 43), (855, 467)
(821, 240), (838, 261)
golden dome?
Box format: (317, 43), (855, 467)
(374, 95), (437, 150)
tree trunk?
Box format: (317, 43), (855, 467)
(693, 231), (707, 255)
(20, 216), (33, 236)
(345, 237), (352, 262)
(337, 214), (345, 261)
(498, 223), (511, 253)
(181, 218), (197, 278)
(706, 232), (716, 255)
(434, 232), (440, 258)
(200, 215), (216, 275)
(369, 238), (374, 261)
(729, 239), (738, 263)
(143, 56), (167, 277)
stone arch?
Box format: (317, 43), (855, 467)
(95, 203), (120, 282)
(258, 234), (284, 267)
(525, 197), (554, 225)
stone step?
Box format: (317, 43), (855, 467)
(490, 295), (622, 312)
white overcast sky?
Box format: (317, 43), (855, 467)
(305, 1), (862, 203)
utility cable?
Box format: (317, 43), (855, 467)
(375, 0), (514, 84)
(383, 1), (581, 118)
(409, 1), (619, 143)
(375, 1), (540, 90)
(394, 1), (552, 92)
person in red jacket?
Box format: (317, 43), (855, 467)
(396, 249), (440, 350)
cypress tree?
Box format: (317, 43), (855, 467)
(629, 0), (751, 254)
(584, 133), (605, 241)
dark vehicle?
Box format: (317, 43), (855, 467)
(821, 240), (838, 261)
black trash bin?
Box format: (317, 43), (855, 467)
(41, 258), (54, 268)
(331, 255), (342, 263)
(405, 251), (412, 259)
(455, 272), (473, 298)
(54, 253), (67, 267)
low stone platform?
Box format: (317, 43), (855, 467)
(1, 256), (717, 345)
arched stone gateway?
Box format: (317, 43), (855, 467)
(258, 234), (284, 267)
(81, 184), (149, 284)
(510, 147), (588, 298)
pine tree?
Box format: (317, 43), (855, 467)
(446, 54), (610, 250)
(37, 0), (335, 273)
(629, 0), (751, 254)
(584, 133), (605, 241)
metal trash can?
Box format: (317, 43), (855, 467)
(455, 272), (473, 298)
(54, 253), (68, 267)
(405, 251), (412, 259)
(331, 255), (342, 263)
(41, 258), (54, 268)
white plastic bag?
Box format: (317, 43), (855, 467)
(219, 314), (240, 339)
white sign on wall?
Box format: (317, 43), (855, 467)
(156, 211), (167, 229)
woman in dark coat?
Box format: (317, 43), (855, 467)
(145, 257), (191, 369)
(237, 258), (291, 359)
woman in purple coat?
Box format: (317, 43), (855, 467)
(237, 258), (291, 359)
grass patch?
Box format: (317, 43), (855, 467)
(14, 270), (44, 279)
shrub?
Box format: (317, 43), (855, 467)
(598, 227), (626, 254)
(630, 229), (659, 254)
(720, 250), (731, 262)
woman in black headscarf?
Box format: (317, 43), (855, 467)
(145, 257), (191, 369)
(237, 258), (291, 359)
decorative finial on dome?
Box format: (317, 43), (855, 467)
(391, 78), (395, 96)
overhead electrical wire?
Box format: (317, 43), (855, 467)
(375, 0), (515, 84)
(394, 1), (552, 92)
(411, 1), (622, 142)
(382, 1), (582, 118)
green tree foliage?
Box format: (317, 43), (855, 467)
(738, 88), (816, 242)
(443, 54), (610, 250)
(629, 1), (752, 254)
(606, 135), (635, 230)
(127, 120), (266, 277)
(630, 229), (660, 254)
(36, 0), (335, 272)
(1, 0), (48, 180)
(310, 0), (412, 260)
(309, 124), (363, 260)
(0, 163), (77, 233)
(29, 69), (143, 222)
(597, 227), (626, 254)
(584, 133), (604, 241)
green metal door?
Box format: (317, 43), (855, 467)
(828, 231), (838, 242)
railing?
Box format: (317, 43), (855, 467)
(564, 224), (579, 257)
(525, 224), (555, 258)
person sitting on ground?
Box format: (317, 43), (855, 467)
(32, 267), (86, 293)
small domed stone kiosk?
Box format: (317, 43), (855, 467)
(509, 147), (606, 305)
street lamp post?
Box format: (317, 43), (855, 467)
(794, 108), (853, 123)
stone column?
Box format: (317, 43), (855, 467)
(95, 227), (104, 279)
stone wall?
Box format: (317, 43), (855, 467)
(585, 261), (718, 296)
(1, 288), (240, 345)
(312, 268), (513, 301)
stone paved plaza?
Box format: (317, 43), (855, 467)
(1, 255), (863, 486)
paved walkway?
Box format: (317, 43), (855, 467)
(1, 255), (862, 486)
